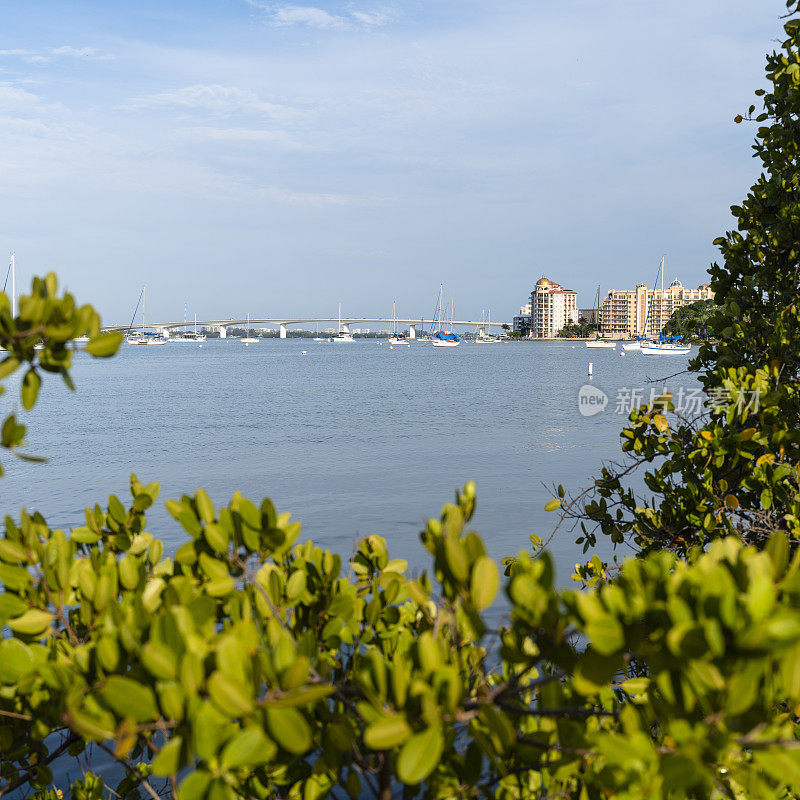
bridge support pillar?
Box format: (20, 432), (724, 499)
(280, 324), (287, 339)
(479, 325), (486, 338)
(409, 324), (416, 339)
(342, 323), (351, 334)
(219, 326), (227, 339)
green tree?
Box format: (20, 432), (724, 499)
(555, 0), (800, 557)
(663, 300), (717, 341)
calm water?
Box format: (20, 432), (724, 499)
(2, 339), (701, 582)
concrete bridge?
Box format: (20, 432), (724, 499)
(104, 317), (510, 339)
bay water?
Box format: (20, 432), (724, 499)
(2, 339), (701, 582)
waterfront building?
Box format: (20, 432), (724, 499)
(529, 277), (578, 338)
(600, 280), (714, 338)
(512, 303), (532, 336)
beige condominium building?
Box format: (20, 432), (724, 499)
(530, 276), (578, 338)
(600, 279), (714, 338)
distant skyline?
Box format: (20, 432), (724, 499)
(0, 0), (786, 323)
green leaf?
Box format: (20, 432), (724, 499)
(363, 715), (411, 750)
(151, 736), (183, 776)
(584, 614), (624, 656)
(0, 357), (20, 380)
(470, 556), (498, 610)
(0, 539), (27, 563)
(221, 726), (276, 769)
(443, 537), (468, 582)
(0, 592), (27, 623)
(195, 488), (215, 524)
(21, 369), (40, 411)
(141, 641), (178, 680)
(101, 676), (159, 722)
(266, 707), (312, 754)
(203, 522), (229, 554)
(85, 331), (123, 358)
(207, 671), (253, 717)
(397, 727), (444, 785)
(0, 637), (34, 683)
(178, 771), (211, 800)
(8, 608), (52, 635)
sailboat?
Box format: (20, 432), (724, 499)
(585, 284), (615, 348)
(331, 303), (355, 342)
(241, 313), (259, 344)
(432, 296), (459, 347)
(172, 304), (207, 342)
(127, 286), (168, 345)
(313, 322), (324, 342)
(638, 257), (691, 356)
(476, 310), (500, 343)
(388, 302), (410, 345)
(623, 258), (662, 351)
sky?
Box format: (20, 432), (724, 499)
(0, 0), (788, 324)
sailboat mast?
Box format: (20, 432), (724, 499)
(142, 285), (146, 331)
(660, 255), (665, 336)
(10, 253), (15, 318)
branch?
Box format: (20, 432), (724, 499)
(0, 732), (80, 798)
(95, 742), (164, 800)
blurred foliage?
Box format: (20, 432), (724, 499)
(0, 273), (120, 475)
(5, 474), (800, 799)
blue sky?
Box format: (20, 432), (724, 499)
(0, 0), (786, 323)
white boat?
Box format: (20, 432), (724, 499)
(241, 313), (259, 344)
(476, 310), (501, 343)
(173, 307), (207, 342)
(388, 301), (410, 345)
(127, 286), (168, 345)
(332, 303), (355, 342)
(432, 294), (459, 347)
(586, 340), (616, 349)
(640, 342), (691, 356)
(172, 331), (205, 342)
(622, 257), (665, 353)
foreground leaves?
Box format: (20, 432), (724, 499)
(3, 479), (800, 800)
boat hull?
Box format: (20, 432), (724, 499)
(640, 344), (691, 356)
(586, 341), (616, 349)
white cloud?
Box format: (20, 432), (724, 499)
(271, 6), (349, 29)
(121, 84), (302, 121)
(0, 46), (111, 62)
(350, 10), (393, 28)
(0, 83), (44, 111)
(244, 2), (392, 30)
